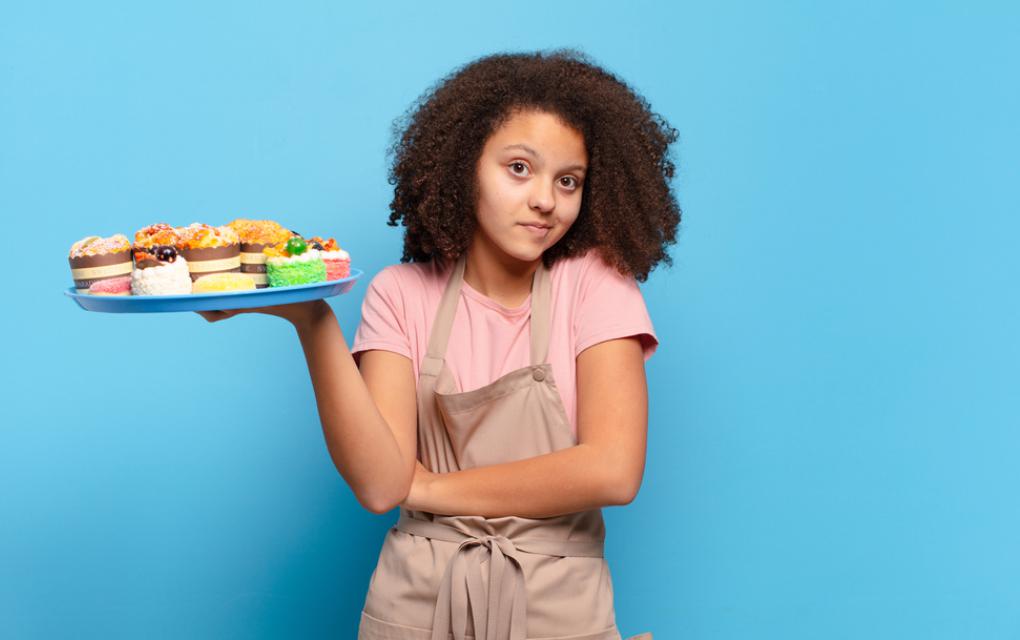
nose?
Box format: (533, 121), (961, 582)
(528, 178), (556, 214)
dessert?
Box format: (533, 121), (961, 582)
(192, 272), (256, 293)
(307, 236), (351, 281)
(68, 234), (133, 294)
(87, 275), (131, 296)
(264, 236), (326, 287)
(133, 223), (180, 249)
(68, 221), (353, 307)
(131, 245), (192, 295)
(227, 218), (291, 288)
(176, 223), (241, 282)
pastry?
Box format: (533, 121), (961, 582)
(192, 272), (256, 293)
(133, 223), (180, 249)
(131, 245), (192, 295)
(264, 236), (326, 287)
(307, 236), (351, 281)
(68, 234), (132, 294)
(227, 219), (291, 288)
(87, 275), (131, 296)
(176, 223), (241, 282)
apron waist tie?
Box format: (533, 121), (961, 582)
(396, 513), (604, 640)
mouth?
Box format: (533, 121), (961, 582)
(519, 223), (552, 238)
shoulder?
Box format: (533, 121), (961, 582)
(367, 260), (448, 297)
(553, 247), (628, 274)
(354, 261), (449, 361)
(552, 248), (658, 358)
(550, 248), (637, 295)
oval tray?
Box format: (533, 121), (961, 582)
(64, 269), (362, 313)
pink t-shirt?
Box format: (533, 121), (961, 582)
(351, 249), (658, 436)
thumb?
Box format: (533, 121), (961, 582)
(196, 309), (241, 322)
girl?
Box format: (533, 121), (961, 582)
(201, 49), (680, 640)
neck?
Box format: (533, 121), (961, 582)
(462, 233), (540, 308)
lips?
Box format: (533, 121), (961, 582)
(520, 222), (551, 238)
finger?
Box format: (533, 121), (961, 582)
(196, 310), (231, 322)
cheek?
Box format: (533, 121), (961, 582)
(560, 197), (583, 226)
(477, 169), (504, 204)
(552, 199), (582, 238)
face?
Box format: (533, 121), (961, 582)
(471, 109), (588, 267)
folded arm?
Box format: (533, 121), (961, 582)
(402, 336), (649, 518)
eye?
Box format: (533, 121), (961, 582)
(508, 161), (530, 177)
(559, 176), (580, 191)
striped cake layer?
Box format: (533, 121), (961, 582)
(69, 251), (132, 293)
(179, 245), (241, 282)
(240, 243), (270, 288)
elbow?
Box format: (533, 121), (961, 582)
(360, 490), (401, 515)
(605, 472), (642, 506)
(360, 494), (393, 515)
(359, 473), (413, 515)
(363, 500), (396, 515)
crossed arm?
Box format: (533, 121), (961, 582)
(286, 300), (648, 517)
(369, 336), (650, 519)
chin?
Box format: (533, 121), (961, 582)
(499, 243), (545, 265)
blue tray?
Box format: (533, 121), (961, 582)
(64, 269), (362, 313)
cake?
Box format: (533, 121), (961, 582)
(87, 275), (132, 296)
(176, 223), (241, 282)
(264, 236), (326, 287)
(133, 223), (180, 250)
(227, 218), (291, 288)
(68, 234), (133, 294)
(307, 236), (351, 281)
(192, 272), (256, 293)
(131, 245), (192, 295)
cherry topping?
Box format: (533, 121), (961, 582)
(286, 236), (307, 256)
(155, 245), (178, 262)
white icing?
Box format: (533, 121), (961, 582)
(320, 249), (350, 260)
(266, 248), (323, 266)
(131, 257), (192, 295)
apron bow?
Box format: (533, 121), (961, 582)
(431, 533), (528, 640)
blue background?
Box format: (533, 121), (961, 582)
(2, 1), (1018, 638)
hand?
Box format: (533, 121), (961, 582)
(401, 460), (437, 512)
(196, 299), (330, 328)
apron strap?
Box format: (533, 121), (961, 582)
(528, 260), (551, 366)
(425, 255), (468, 362)
(397, 512), (605, 557)
(425, 254), (552, 367)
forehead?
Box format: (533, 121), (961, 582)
(486, 110), (587, 162)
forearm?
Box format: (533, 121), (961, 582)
(292, 302), (409, 512)
(418, 444), (632, 519)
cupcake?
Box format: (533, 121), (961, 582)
(227, 218), (291, 288)
(131, 245), (192, 295)
(264, 236), (326, 287)
(307, 236), (351, 281)
(192, 272), (256, 293)
(68, 234), (132, 294)
(175, 223), (241, 282)
(133, 223), (180, 250)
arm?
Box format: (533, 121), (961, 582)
(200, 300), (417, 514)
(404, 336), (648, 519)
(294, 302), (418, 513)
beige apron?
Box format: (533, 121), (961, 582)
(358, 255), (652, 640)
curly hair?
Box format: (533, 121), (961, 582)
(386, 49), (681, 281)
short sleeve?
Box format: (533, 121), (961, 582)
(351, 267), (412, 365)
(574, 251), (659, 361)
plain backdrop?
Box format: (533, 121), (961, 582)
(2, 1), (1018, 638)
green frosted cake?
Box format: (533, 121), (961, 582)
(264, 236), (327, 287)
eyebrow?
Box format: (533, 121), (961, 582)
(503, 144), (587, 173)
